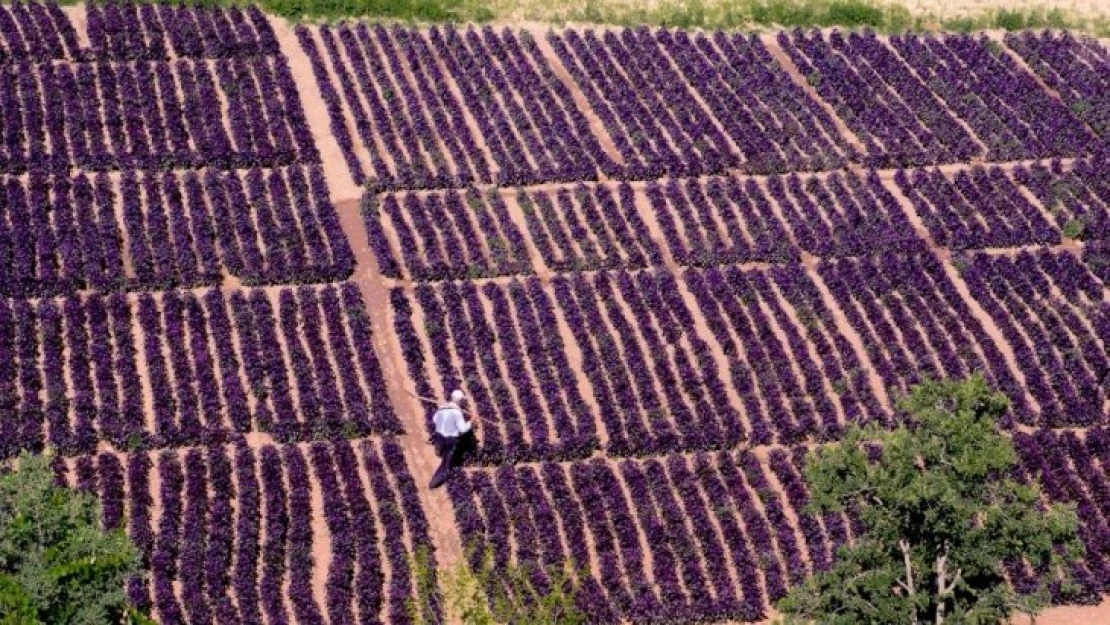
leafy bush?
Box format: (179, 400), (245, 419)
(0, 452), (147, 624)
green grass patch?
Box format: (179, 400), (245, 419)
(258, 0), (492, 22)
(86, 0), (1110, 36)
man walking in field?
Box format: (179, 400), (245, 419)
(429, 389), (473, 489)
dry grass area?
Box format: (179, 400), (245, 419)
(470, 0), (1110, 34)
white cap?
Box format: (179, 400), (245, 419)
(450, 389), (465, 403)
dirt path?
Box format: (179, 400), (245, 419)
(331, 196), (465, 568)
(273, 17), (362, 204)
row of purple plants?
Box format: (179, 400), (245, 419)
(0, 166), (353, 297)
(0, 55), (316, 173)
(0, 2), (277, 62)
(1015, 428), (1110, 598)
(1015, 158), (1110, 240)
(428, 26), (617, 186)
(365, 188), (532, 281)
(685, 263), (886, 444)
(552, 270), (748, 455)
(780, 30), (1097, 166)
(392, 279), (599, 463)
(393, 264), (897, 460)
(0, 1), (76, 62)
(894, 165), (1060, 249)
(886, 32), (1095, 160)
(390, 249), (1110, 460)
(816, 252), (1034, 422)
(299, 23), (616, 191)
(549, 27), (854, 177)
(0, 283), (400, 457)
(518, 183), (663, 272)
(1085, 240), (1110, 283)
(370, 165), (955, 284)
(301, 22), (1108, 190)
(447, 447), (858, 623)
(961, 250), (1109, 427)
(63, 437), (436, 625)
(649, 170), (921, 263)
(86, 2), (279, 61)
(1005, 31), (1109, 137)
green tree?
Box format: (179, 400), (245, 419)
(0, 452), (145, 624)
(778, 375), (1085, 625)
(409, 546), (586, 625)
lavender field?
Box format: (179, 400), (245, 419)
(1, 1), (1109, 622)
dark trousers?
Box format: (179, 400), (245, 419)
(429, 431), (476, 489)
(429, 435), (459, 489)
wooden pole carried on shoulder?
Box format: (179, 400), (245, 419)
(402, 387), (480, 421)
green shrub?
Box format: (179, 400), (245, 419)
(0, 452), (146, 624)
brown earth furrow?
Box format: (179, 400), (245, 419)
(329, 195), (464, 571)
(530, 29), (625, 166)
(760, 34), (868, 157)
(272, 17), (361, 202)
(801, 255), (895, 414)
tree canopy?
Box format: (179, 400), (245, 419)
(778, 375), (1087, 625)
(0, 452), (144, 624)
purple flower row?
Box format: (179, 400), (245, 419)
(895, 164), (1060, 249)
(0, 55), (316, 173)
(961, 250), (1109, 427)
(1084, 240), (1110, 284)
(1004, 32), (1109, 137)
(780, 29), (979, 168)
(776, 169), (924, 257)
(366, 187), (532, 280)
(300, 22), (617, 191)
(447, 448), (851, 623)
(548, 28), (739, 179)
(817, 252), (1033, 424)
(646, 176), (799, 265)
(650, 27), (854, 173)
(397, 279), (598, 464)
(394, 263), (911, 460)
(0, 1), (77, 63)
(87, 2), (279, 61)
(1015, 158), (1110, 240)
(0, 166), (352, 297)
(75, 436), (433, 625)
(554, 269), (747, 456)
(685, 263), (886, 445)
(520, 183), (663, 273)
(0, 283), (400, 457)
(1013, 428), (1110, 600)
(431, 26), (615, 186)
(298, 23), (1107, 189)
(889, 33), (1096, 160)
(302, 21), (488, 191)
(449, 430), (1110, 621)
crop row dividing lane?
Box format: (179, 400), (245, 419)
(273, 15), (362, 203)
(759, 34), (867, 157)
(992, 32), (1068, 110)
(527, 26), (626, 169)
(880, 159), (1049, 418)
(274, 9), (467, 584)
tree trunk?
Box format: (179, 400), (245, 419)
(936, 552), (948, 625)
(899, 539), (918, 624)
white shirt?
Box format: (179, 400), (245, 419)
(433, 403), (472, 437)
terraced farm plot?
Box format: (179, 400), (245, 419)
(2, 2), (1110, 623)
